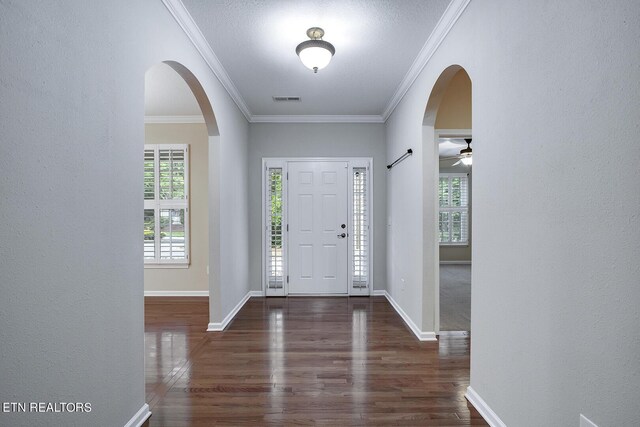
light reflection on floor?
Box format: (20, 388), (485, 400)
(351, 303), (368, 412)
(268, 303), (285, 412)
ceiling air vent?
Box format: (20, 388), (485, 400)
(272, 96), (301, 102)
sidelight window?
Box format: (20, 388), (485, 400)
(266, 167), (284, 288)
(352, 167), (369, 288)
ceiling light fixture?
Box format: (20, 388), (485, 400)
(295, 27), (335, 73)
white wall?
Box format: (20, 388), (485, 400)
(216, 111), (250, 321)
(386, 1), (639, 426)
(0, 1), (249, 426)
(248, 123), (387, 292)
(144, 123), (209, 293)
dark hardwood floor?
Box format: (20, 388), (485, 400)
(144, 296), (486, 426)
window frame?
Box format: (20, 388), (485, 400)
(439, 172), (469, 246)
(350, 162), (371, 293)
(266, 165), (285, 291)
(144, 143), (190, 268)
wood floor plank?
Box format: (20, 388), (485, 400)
(145, 296), (486, 426)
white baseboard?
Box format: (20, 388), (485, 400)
(580, 414), (598, 427)
(207, 291), (260, 331)
(439, 260), (472, 265)
(288, 293), (348, 296)
(372, 290), (386, 296)
(123, 403), (151, 427)
(144, 290), (209, 297)
(204, 289), (437, 343)
(465, 386), (506, 427)
(382, 291), (437, 341)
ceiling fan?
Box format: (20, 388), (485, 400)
(440, 138), (472, 166)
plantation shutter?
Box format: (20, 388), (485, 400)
(352, 167), (369, 288)
(144, 144), (189, 264)
(266, 167), (284, 288)
(439, 174), (469, 244)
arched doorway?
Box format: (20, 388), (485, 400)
(143, 61), (218, 297)
(142, 61), (220, 405)
(422, 65), (472, 335)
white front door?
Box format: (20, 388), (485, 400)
(288, 161), (349, 294)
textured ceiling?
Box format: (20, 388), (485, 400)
(179, 0), (452, 117)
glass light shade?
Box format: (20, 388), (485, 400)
(296, 39), (335, 72)
(299, 46), (333, 71)
(461, 156), (473, 166)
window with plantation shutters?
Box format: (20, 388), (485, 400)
(266, 168), (284, 289)
(144, 144), (189, 265)
(439, 173), (469, 244)
(352, 167), (369, 288)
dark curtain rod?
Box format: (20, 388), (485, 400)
(387, 148), (413, 170)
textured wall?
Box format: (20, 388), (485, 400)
(386, 1), (640, 425)
(248, 123), (387, 292)
(0, 1), (250, 425)
(216, 111), (250, 321)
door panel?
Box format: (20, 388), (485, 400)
(298, 194), (313, 231)
(299, 245), (313, 278)
(288, 161), (348, 294)
(322, 194), (337, 230)
(322, 244), (337, 279)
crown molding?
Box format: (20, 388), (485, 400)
(162, 0), (252, 121)
(145, 115), (206, 124)
(251, 115), (385, 124)
(436, 128), (473, 138)
(381, 0), (471, 121)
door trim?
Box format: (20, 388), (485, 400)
(261, 157), (373, 297)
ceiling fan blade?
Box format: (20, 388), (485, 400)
(439, 140), (466, 148)
(452, 159), (463, 166)
(440, 155), (461, 161)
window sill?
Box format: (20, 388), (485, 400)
(144, 263), (190, 269)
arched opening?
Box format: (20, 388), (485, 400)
(143, 61), (220, 403)
(422, 65), (472, 335)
